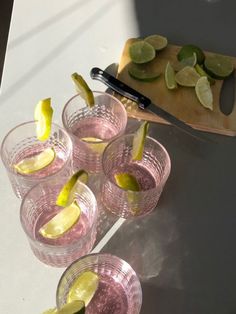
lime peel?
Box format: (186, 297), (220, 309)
(132, 121), (149, 161)
(56, 170), (89, 207)
(71, 73), (94, 108)
(14, 147), (55, 175)
(34, 98), (53, 141)
(39, 200), (81, 239)
(67, 271), (99, 307)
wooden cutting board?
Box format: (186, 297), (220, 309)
(117, 38), (236, 136)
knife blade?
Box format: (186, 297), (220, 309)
(90, 67), (212, 142)
(219, 71), (235, 116)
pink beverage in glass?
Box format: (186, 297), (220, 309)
(102, 134), (171, 218)
(56, 253), (142, 314)
(20, 178), (98, 267)
(62, 92), (127, 173)
(1, 121), (73, 199)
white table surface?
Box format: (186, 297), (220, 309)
(0, 1), (138, 313)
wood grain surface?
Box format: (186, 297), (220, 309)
(117, 38), (236, 136)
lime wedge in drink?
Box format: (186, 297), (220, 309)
(195, 64), (215, 85)
(175, 66), (201, 87)
(195, 76), (213, 110)
(204, 54), (234, 79)
(132, 121), (149, 161)
(56, 170), (89, 207)
(114, 173), (140, 191)
(177, 44), (205, 64)
(81, 137), (107, 154)
(39, 200), (81, 239)
(14, 147), (55, 175)
(165, 62), (177, 90)
(71, 73), (94, 108)
(67, 271), (99, 307)
(129, 40), (156, 64)
(128, 63), (161, 82)
(144, 34), (168, 51)
(58, 300), (85, 314)
(34, 98), (53, 141)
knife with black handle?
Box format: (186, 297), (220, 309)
(90, 67), (213, 142)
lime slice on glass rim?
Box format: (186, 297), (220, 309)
(114, 173), (140, 191)
(165, 62), (177, 90)
(204, 54), (234, 79)
(144, 34), (168, 51)
(195, 76), (213, 110)
(175, 66), (201, 87)
(177, 44), (205, 65)
(43, 300), (85, 314)
(71, 73), (95, 108)
(128, 63), (161, 82)
(39, 200), (81, 239)
(129, 40), (156, 64)
(56, 170), (89, 207)
(14, 147), (55, 175)
(67, 271), (99, 307)
(34, 98), (53, 141)
(132, 121), (149, 161)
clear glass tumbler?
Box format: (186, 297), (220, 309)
(20, 178), (98, 267)
(62, 92), (127, 173)
(56, 253), (142, 314)
(1, 121), (73, 199)
(101, 134), (171, 218)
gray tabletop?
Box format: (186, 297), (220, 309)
(102, 1), (236, 313)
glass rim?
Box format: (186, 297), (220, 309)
(62, 91), (128, 145)
(56, 252), (142, 307)
(20, 180), (98, 250)
(102, 133), (171, 193)
(0, 121), (73, 178)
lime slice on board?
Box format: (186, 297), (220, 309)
(132, 121), (149, 161)
(129, 40), (156, 64)
(195, 76), (213, 110)
(34, 98), (53, 141)
(71, 73), (95, 108)
(114, 173), (140, 191)
(67, 271), (99, 307)
(56, 170), (89, 207)
(165, 62), (177, 90)
(14, 147), (55, 175)
(144, 34), (168, 51)
(175, 66), (201, 87)
(204, 54), (234, 79)
(81, 137), (107, 154)
(39, 200), (81, 239)
(128, 63), (161, 82)
(177, 44), (205, 64)
(180, 52), (197, 67)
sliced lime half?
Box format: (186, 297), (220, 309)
(204, 54), (234, 79)
(14, 147), (55, 175)
(129, 40), (156, 64)
(144, 34), (168, 51)
(67, 271), (99, 307)
(128, 63), (161, 82)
